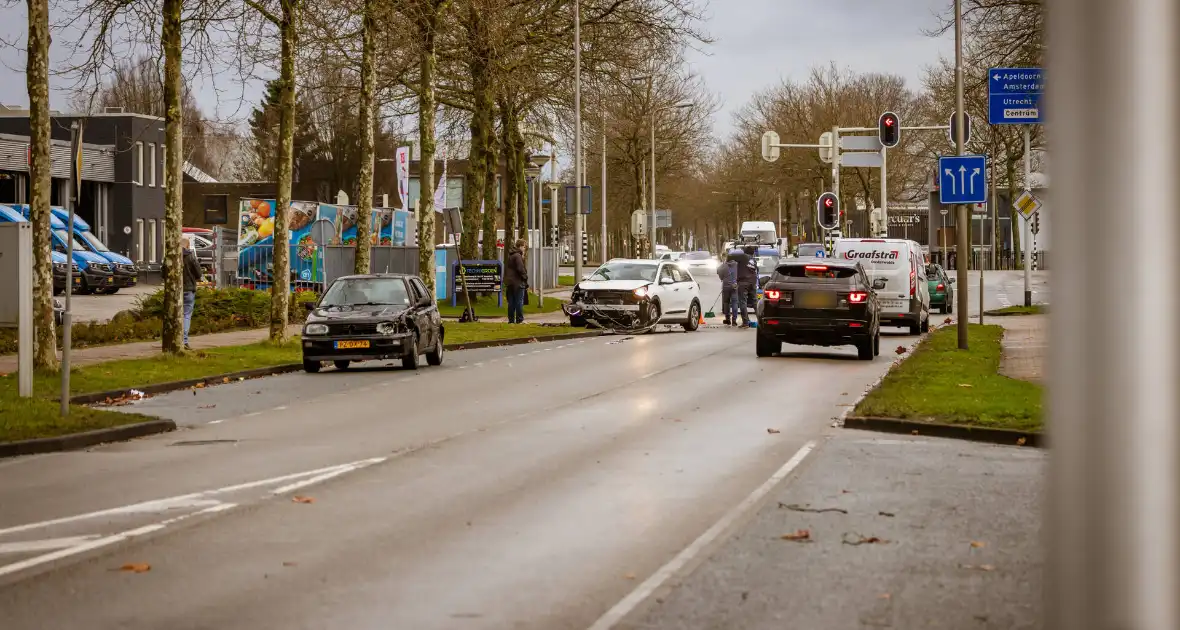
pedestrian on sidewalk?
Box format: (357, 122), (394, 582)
(505, 239), (529, 324)
(716, 257), (739, 326)
(182, 234), (203, 350)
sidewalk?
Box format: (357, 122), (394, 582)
(618, 430), (1045, 629)
(994, 314), (1047, 384)
(0, 324), (302, 374)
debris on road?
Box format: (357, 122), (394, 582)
(960, 564), (995, 572)
(895, 345), (908, 355)
(878, 511), (895, 517)
(970, 540), (986, 549)
(842, 533), (889, 545)
(766, 428), (781, 434)
(779, 503), (848, 515)
(292, 496), (315, 504)
(1016, 437), (1028, 446)
(780, 529), (812, 542)
(117, 563), (151, 573)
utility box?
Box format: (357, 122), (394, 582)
(0, 221), (34, 396)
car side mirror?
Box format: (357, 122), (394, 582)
(872, 278), (887, 290)
(660, 276), (674, 285)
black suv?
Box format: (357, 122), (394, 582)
(755, 259), (884, 360)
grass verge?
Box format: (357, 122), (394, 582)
(438, 294), (566, 318)
(558, 275), (576, 287)
(445, 323), (576, 345)
(984, 304), (1047, 316)
(0, 397), (158, 444)
(854, 324), (1043, 432)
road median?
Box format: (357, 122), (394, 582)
(0, 323), (595, 455)
(847, 323), (1043, 445)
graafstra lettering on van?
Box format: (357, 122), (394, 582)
(841, 249), (900, 261)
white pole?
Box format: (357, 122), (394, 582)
(650, 106), (656, 258)
(1023, 125), (1032, 306)
(16, 222), (31, 397)
(601, 107), (607, 261)
(831, 125), (840, 241)
(572, 0), (583, 282)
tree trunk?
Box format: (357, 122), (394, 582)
(270, 0), (301, 343)
(160, 0), (184, 354)
(353, 0), (377, 274)
(462, 2), (490, 261)
(481, 115), (498, 260)
(499, 100), (518, 244)
(416, 0), (444, 299)
(25, 0), (56, 370)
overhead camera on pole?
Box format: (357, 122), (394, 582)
(878, 111), (901, 148)
(817, 192), (840, 231)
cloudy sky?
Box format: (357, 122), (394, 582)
(0, 0), (954, 142)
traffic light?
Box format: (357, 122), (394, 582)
(1031, 212), (1040, 235)
(878, 111), (900, 148)
(817, 192), (840, 230)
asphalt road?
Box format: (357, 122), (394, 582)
(0, 270), (1041, 629)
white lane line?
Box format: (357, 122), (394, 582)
(243, 411), (262, 418)
(0, 535), (103, 554)
(274, 405), (287, 412)
(0, 458), (386, 537)
(270, 458), (386, 495)
(0, 503), (235, 579)
(208, 420), (224, 425)
(586, 441), (818, 630)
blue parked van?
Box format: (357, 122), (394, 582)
(0, 205), (81, 295)
(50, 207), (138, 293)
(8, 205), (115, 295)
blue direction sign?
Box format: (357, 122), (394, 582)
(938, 155), (988, 205)
(988, 67), (1043, 125)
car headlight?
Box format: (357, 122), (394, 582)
(377, 321), (400, 335)
(53, 262), (66, 272)
(304, 323), (329, 335)
(633, 285), (650, 298)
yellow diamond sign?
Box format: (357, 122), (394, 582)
(1013, 190), (1042, 218)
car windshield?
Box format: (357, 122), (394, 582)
(775, 264), (858, 280)
(683, 251), (712, 260)
(796, 244), (823, 257)
(79, 231), (110, 252)
(590, 262), (658, 282)
(925, 265), (942, 278)
(756, 255), (781, 273)
(321, 277), (410, 307)
(53, 229), (88, 252)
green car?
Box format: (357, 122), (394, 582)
(926, 264), (955, 314)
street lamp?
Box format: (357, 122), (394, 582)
(526, 153), (551, 305)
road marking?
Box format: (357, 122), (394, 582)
(0, 535), (103, 554)
(243, 411), (261, 418)
(586, 441), (818, 630)
(274, 405), (287, 412)
(208, 419), (224, 425)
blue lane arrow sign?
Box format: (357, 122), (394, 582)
(938, 155), (988, 205)
(988, 67), (1043, 125)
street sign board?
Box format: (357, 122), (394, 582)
(938, 155), (988, 204)
(988, 67), (1043, 125)
(971, 201), (988, 215)
(630, 209), (647, 237)
(939, 207), (949, 216)
(841, 152), (883, 168)
(1013, 190), (1042, 218)
(761, 130), (781, 162)
(840, 135), (882, 151)
(564, 185), (592, 215)
(818, 131), (833, 163)
(654, 209), (672, 228)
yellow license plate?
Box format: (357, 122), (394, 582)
(799, 292), (835, 308)
(334, 340), (370, 349)
(105, 277), (114, 284)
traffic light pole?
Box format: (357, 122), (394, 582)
(954, 0), (969, 350)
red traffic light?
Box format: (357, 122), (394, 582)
(884, 118), (894, 126)
(817, 192), (840, 230)
(824, 198), (833, 207)
(879, 111), (901, 148)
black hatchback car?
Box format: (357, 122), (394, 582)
(301, 274), (444, 373)
(755, 259), (884, 360)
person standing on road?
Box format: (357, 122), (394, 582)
(716, 258), (738, 326)
(181, 234), (203, 350)
(504, 239), (529, 324)
(730, 245), (758, 327)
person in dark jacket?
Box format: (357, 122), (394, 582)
(504, 239), (529, 324)
(729, 245), (758, 326)
(716, 259), (738, 326)
(181, 234), (204, 349)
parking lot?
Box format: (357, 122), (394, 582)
(65, 282), (158, 324)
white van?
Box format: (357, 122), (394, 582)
(832, 238), (930, 335)
(739, 221), (777, 245)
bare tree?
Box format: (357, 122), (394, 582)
(160, 0), (184, 353)
(26, 0), (57, 369)
(352, 0), (378, 273)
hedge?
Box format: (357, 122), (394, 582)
(0, 288), (318, 355)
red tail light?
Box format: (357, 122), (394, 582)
(764, 289), (781, 299)
(936, 283), (945, 291)
(805, 265), (829, 271)
(848, 291), (868, 303)
(765, 319), (780, 325)
(910, 268), (916, 296)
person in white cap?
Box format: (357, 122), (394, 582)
(181, 234), (203, 350)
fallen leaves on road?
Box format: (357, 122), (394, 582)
(623, 573), (636, 580)
(198, 404), (216, 409)
(960, 564), (995, 572)
(780, 529), (812, 542)
(878, 593), (891, 600)
(878, 511), (896, 518)
(841, 489), (852, 494)
(944, 317), (953, 325)
(779, 503), (848, 515)
(292, 496), (315, 504)
(283, 561), (298, 567)
(842, 533), (889, 546)
(118, 563), (151, 573)
(970, 540), (986, 549)
(766, 428), (781, 434)
(895, 345), (907, 355)
(195, 382), (206, 389)
(1016, 437), (1027, 446)
(223, 377), (230, 384)
(911, 430), (920, 435)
